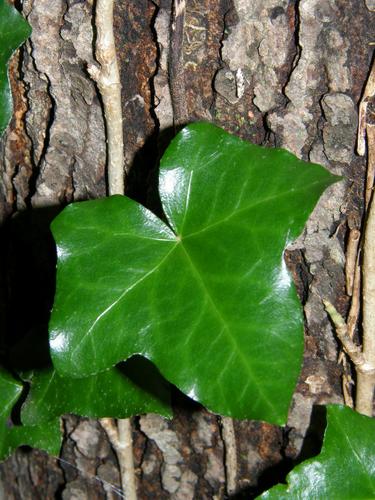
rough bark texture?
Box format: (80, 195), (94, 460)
(0, 0), (374, 498)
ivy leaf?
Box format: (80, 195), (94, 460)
(260, 405), (375, 498)
(21, 356), (171, 425)
(0, 367), (61, 461)
(49, 122), (338, 424)
(0, 0), (31, 135)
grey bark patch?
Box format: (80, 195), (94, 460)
(140, 414), (184, 494)
(24, 0), (106, 207)
(221, 0), (292, 113)
(321, 93), (358, 164)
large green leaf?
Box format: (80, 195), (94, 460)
(0, 0), (31, 135)
(21, 356), (171, 425)
(0, 367), (61, 461)
(49, 122), (337, 424)
(261, 405), (375, 499)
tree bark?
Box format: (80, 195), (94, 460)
(0, 0), (373, 498)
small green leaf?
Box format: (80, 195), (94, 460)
(0, 0), (31, 135)
(0, 367), (61, 461)
(49, 122), (338, 424)
(261, 405), (375, 499)
(21, 356), (171, 425)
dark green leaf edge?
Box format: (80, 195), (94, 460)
(0, 367), (61, 461)
(260, 405), (375, 499)
(20, 356), (172, 426)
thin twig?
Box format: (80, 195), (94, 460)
(90, 1), (136, 495)
(347, 256), (361, 340)
(221, 416), (238, 496)
(100, 417), (119, 446)
(336, 55), (375, 416)
(100, 418), (137, 500)
(88, 0), (124, 195)
(338, 222), (362, 406)
(345, 228), (361, 296)
(323, 300), (366, 367)
(341, 356), (354, 408)
(357, 60), (375, 157)
(339, 249), (361, 366)
(360, 135), (375, 416)
(117, 419), (137, 500)
(324, 300), (375, 416)
(365, 124), (375, 208)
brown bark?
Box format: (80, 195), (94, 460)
(0, 0), (374, 498)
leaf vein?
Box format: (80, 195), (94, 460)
(71, 243), (178, 359)
(179, 242), (278, 415)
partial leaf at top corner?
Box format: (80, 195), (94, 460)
(0, 367), (61, 461)
(0, 0), (31, 136)
(260, 405), (375, 499)
(49, 122), (339, 425)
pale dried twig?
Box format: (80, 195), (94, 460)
(324, 299), (375, 417)
(117, 419), (137, 500)
(88, 0), (124, 195)
(91, 1), (136, 496)
(323, 301), (367, 368)
(337, 228), (361, 406)
(100, 417), (119, 445)
(221, 416), (238, 496)
(345, 228), (361, 296)
(357, 60), (375, 157)
(328, 55), (375, 416)
(100, 418), (137, 500)
(365, 124), (375, 207)
(347, 256), (361, 341)
(338, 249), (361, 367)
(360, 125), (375, 416)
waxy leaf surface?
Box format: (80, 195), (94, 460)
(261, 405), (375, 499)
(0, 368), (61, 461)
(50, 123), (337, 424)
(21, 356), (171, 425)
(0, 0), (31, 135)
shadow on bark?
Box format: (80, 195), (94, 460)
(0, 204), (173, 421)
(0, 207), (59, 372)
(229, 405), (327, 498)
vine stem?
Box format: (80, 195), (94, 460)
(359, 124), (375, 416)
(323, 301), (368, 368)
(89, 0), (136, 496)
(117, 419), (137, 499)
(339, 227), (361, 407)
(88, 0), (124, 195)
(324, 55), (375, 417)
(100, 418), (137, 500)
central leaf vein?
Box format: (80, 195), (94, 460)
(179, 241), (277, 414)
